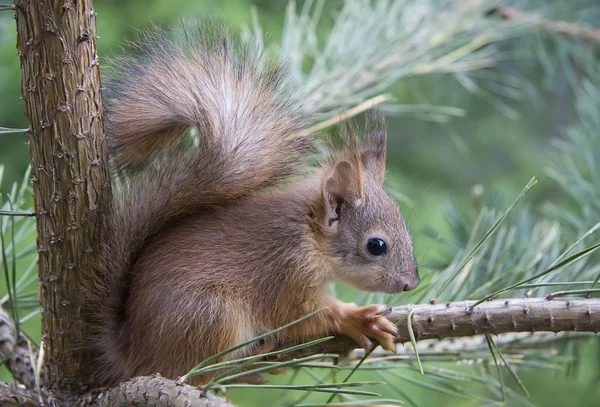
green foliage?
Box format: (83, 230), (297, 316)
(0, 166), (37, 323)
(544, 77), (600, 235)
(244, 0), (532, 119)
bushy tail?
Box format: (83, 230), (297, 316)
(89, 23), (311, 383)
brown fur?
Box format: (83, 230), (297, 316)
(87, 23), (419, 386)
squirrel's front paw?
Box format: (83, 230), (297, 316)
(339, 304), (397, 353)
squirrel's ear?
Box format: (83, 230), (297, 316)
(321, 160), (364, 230)
(361, 111), (387, 184)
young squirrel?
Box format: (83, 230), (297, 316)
(88, 24), (419, 386)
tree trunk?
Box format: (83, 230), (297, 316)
(14, 0), (110, 395)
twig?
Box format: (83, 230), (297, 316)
(547, 288), (600, 299)
(0, 126), (27, 134)
(304, 94), (391, 135)
(0, 210), (35, 217)
(0, 307), (37, 389)
(268, 298), (600, 361)
(490, 6), (600, 44)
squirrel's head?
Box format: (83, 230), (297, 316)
(315, 113), (419, 294)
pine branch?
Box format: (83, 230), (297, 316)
(491, 5), (600, 44)
(390, 297), (599, 341)
(269, 298), (600, 361)
(86, 376), (235, 407)
(0, 307), (37, 389)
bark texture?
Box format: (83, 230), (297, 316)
(390, 297), (600, 340)
(0, 383), (41, 407)
(84, 376), (235, 407)
(14, 0), (111, 393)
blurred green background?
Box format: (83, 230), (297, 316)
(1, 1), (599, 406)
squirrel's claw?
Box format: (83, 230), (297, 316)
(369, 315), (398, 352)
(339, 303), (397, 353)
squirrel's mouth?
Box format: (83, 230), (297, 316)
(333, 267), (420, 294)
(382, 273), (420, 294)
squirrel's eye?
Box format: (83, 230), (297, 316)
(366, 238), (387, 256)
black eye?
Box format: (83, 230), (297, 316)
(366, 238), (387, 256)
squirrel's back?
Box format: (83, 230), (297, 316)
(88, 23), (312, 384)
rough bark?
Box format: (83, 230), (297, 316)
(13, 0), (111, 393)
(82, 376), (235, 407)
(0, 307), (38, 389)
(270, 298), (600, 361)
(0, 383), (41, 407)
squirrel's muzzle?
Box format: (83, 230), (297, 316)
(393, 261), (420, 293)
(403, 266), (420, 291)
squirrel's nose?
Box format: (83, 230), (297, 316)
(403, 264), (420, 291)
(403, 278), (419, 291)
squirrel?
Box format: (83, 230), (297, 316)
(87, 23), (420, 386)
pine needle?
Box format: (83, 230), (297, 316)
(208, 354), (340, 387)
(221, 382), (383, 397)
(546, 288), (600, 299)
(406, 309), (423, 375)
(296, 399), (404, 406)
(486, 334), (530, 398)
(0, 210), (35, 217)
(472, 241), (600, 306)
(432, 177), (537, 302)
(192, 336), (335, 376)
(181, 307), (327, 381)
(485, 335), (507, 406)
(324, 345), (377, 404)
(0, 202), (18, 334)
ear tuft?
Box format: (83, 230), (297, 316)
(361, 111), (387, 183)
